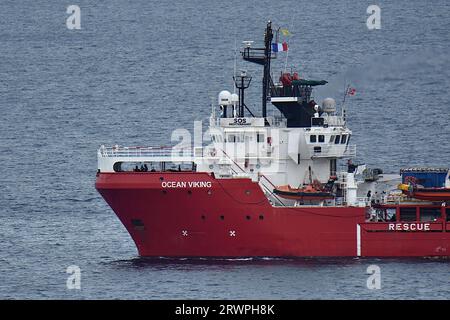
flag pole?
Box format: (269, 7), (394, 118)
(283, 14), (295, 73)
(342, 83), (350, 121)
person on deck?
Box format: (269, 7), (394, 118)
(367, 190), (372, 203)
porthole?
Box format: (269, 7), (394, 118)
(187, 190), (192, 195)
(201, 215), (206, 220)
(259, 215), (264, 220)
(246, 215), (251, 220)
(220, 215), (225, 220)
(245, 190), (251, 195)
(162, 190), (167, 194)
(207, 189), (212, 195)
(159, 177), (164, 181)
(131, 219), (144, 227)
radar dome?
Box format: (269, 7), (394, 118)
(322, 98), (336, 114)
(218, 90), (232, 106)
(230, 93), (239, 105)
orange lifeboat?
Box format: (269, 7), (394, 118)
(273, 184), (335, 201)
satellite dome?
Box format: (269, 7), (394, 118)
(218, 90), (232, 106)
(322, 98), (336, 114)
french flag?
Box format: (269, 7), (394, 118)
(271, 42), (288, 52)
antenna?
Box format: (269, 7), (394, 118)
(233, 36), (237, 94)
(341, 83), (350, 122)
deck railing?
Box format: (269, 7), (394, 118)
(98, 145), (192, 158)
(310, 144), (356, 158)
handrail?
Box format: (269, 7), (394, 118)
(258, 174), (285, 206)
(259, 173), (277, 188)
(217, 148), (247, 173)
(98, 145), (192, 158)
(311, 144), (356, 158)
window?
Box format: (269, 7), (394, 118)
(257, 133), (264, 143)
(131, 219), (144, 227)
(310, 135), (317, 143)
(420, 208), (441, 222)
(334, 135), (341, 144)
(227, 135), (236, 142)
(330, 135), (335, 143)
(313, 146), (321, 153)
(386, 208), (396, 222)
(400, 207), (417, 222)
(318, 135), (325, 143)
(341, 135), (347, 144)
(447, 209), (450, 222)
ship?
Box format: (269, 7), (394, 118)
(95, 21), (450, 257)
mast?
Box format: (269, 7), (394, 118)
(262, 21), (274, 118)
(233, 71), (252, 117)
(241, 21), (275, 120)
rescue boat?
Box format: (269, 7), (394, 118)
(273, 184), (335, 201)
(398, 184), (450, 201)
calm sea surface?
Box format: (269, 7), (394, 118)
(0, 0), (449, 299)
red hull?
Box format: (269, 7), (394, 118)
(95, 172), (450, 257)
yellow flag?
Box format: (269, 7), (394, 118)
(280, 28), (291, 36)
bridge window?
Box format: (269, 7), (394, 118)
(227, 135), (236, 142)
(399, 207), (417, 222)
(420, 208), (441, 222)
(310, 135), (317, 143)
(330, 135), (335, 143)
(257, 133), (265, 143)
(334, 135), (341, 144)
(341, 135), (347, 144)
(318, 135), (325, 143)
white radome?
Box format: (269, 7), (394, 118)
(322, 97), (336, 114)
(230, 93), (239, 105)
(218, 90), (232, 106)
